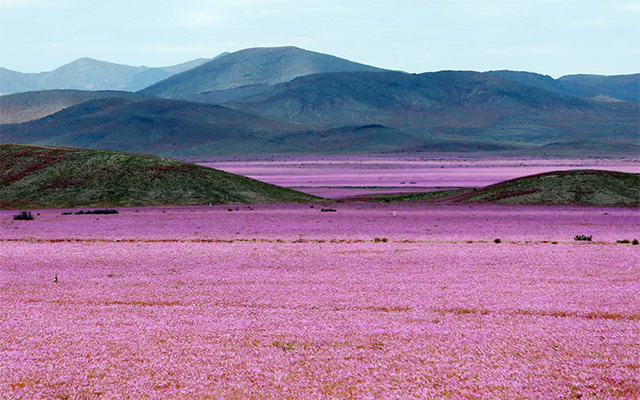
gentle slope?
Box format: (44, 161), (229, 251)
(0, 144), (318, 208)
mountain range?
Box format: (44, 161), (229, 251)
(0, 54), (228, 95)
(1, 46), (638, 156)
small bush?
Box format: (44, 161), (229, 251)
(13, 211), (34, 221)
(374, 237), (389, 243)
(617, 239), (631, 244)
(574, 235), (592, 241)
(633, 239), (639, 245)
(494, 238), (502, 243)
(551, 241), (558, 244)
(321, 208), (337, 212)
(74, 209), (118, 215)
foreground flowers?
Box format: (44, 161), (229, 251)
(1, 204), (638, 399)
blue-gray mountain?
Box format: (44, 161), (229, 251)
(2, 71), (637, 156)
(1, 47), (637, 156)
(140, 46), (383, 103)
(486, 71), (639, 103)
(0, 55), (226, 95)
(0, 90), (152, 124)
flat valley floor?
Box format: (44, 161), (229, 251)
(1, 203), (639, 399)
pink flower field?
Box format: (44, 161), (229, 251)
(1, 204), (639, 399)
(203, 157), (640, 198)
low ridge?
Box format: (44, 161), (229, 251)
(0, 90), (151, 124)
(457, 170), (640, 206)
(0, 144), (318, 208)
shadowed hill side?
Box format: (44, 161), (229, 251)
(0, 97), (433, 156)
(0, 90), (152, 124)
(486, 71), (639, 103)
(231, 70), (639, 149)
(457, 170), (640, 206)
(0, 144), (319, 208)
(0, 98), (308, 156)
(141, 46), (383, 103)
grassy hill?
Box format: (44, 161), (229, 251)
(458, 170), (640, 206)
(0, 144), (318, 208)
(361, 170), (639, 206)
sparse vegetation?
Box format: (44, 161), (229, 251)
(0, 144), (318, 209)
(458, 170), (640, 207)
(74, 209), (119, 215)
(617, 239), (631, 244)
(321, 208), (337, 212)
(13, 211), (34, 220)
(371, 188), (472, 203)
(374, 237), (389, 243)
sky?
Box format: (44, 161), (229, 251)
(0, 0), (638, 77)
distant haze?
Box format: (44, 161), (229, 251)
(0, 0), (638, 78)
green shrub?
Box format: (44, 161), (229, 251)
(494, 238), (502, 243)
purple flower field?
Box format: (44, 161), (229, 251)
(1, 203), (638, 399)
(204, 157), (640, 198)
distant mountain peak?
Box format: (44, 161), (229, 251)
(140, 46), (383, 103)
(0, 57), (212, 94)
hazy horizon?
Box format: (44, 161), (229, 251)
(1, 0), (639, 78)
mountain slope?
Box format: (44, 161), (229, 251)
(140, 46), (383, 103)
(3, 71), (638, 156)
(0, 90), (151, 124)
(0, 144), (318, 208)
(0, 98), (307, 156)
(457, 170), (640, 206)
(486, 71), (640, 103)
(0, 96), (431, 155)
(0, 56), (219, 94)
(231, 70), (639, 148)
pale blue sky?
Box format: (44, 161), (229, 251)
(0, 0), (638, 77)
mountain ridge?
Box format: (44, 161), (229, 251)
(0, 54), (226, 94)
(140, 46), (384, 103)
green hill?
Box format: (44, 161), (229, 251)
(0, 144), (318, 208)
(458, 170), (639, 206)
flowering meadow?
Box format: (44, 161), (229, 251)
(1, 204), (639, 399)
(204, 157), (640, 198)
